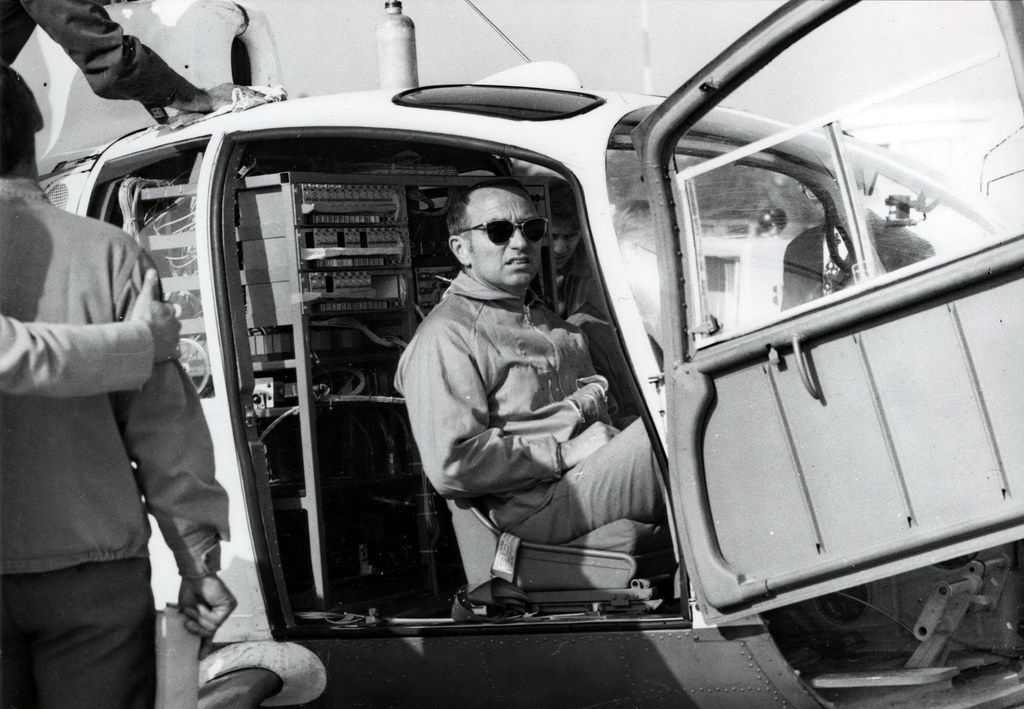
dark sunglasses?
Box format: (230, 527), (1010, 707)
(464, 217), (548, 244)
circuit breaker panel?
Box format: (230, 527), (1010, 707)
(235, 172), (432, 612)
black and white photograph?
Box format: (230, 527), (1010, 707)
(2, 1), (1024, 706)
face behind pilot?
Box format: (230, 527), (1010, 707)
(550, 212), (581, 275)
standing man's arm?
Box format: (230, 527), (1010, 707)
(16, 0), (256, 112)
(112, 255), (234, 638)
(117, 359), (235, 637)
(0, 269), (180, 396)
(0, 316), (151, 394)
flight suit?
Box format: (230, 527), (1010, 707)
(396, 271), (663, 544)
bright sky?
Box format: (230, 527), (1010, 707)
(14, 0), (1012, 170)
(250, 0), (784, 98)
(13, 0), (788, 163)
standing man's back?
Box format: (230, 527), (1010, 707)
(0, 63), (233, 709)
(0, 179), (220, 575)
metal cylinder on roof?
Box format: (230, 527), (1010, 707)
(376, 0), (419, 90)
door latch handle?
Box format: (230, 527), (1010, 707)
(791, 334), (821, 400)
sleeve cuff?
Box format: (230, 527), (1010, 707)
(568, 375), (610, 426)
(533, 435), (564, 480)
(565, 397), (585, 428)
(169, 77), (199, 108)
(117, 321), (155, 384)
(173, 534), (222, 578)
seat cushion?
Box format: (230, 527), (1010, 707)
(564, 519), (669, 554)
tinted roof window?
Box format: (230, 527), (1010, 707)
(393, 85), (605, 121)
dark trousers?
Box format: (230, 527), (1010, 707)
(1, 558), (156, 709)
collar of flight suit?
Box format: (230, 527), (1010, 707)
(445, 270), (548, 311)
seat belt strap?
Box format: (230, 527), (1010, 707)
(491, 532), (521, 583)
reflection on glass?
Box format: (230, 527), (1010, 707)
(680, 142), (832, 332)
(665, 0), (1019, 342)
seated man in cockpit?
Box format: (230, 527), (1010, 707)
(395, 178), (664, 546)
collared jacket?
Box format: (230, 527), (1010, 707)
(395, 271), (609, 528)
(1, 0), (197, 107)
(0, 177), (228, 576)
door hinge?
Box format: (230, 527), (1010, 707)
(647, 372), (666, 419)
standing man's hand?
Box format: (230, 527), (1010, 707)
(170, 84), (263, 113)
(128, 269), (180, 362)
(178, 574), (238, 638)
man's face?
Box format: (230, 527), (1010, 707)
(550, 216), (581, 274)
(450, 186), (543, 297)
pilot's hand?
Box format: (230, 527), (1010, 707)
(128, 269), (180, 362)
(558, 421), (619, 471)
(567, 377), (610, 426)
(178, 574), (238, 638)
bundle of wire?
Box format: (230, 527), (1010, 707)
(312, 365), (366, 400)
(118, 177), (166, 244)
(317, 318), (408, 349)
(118, 179), (198, 280)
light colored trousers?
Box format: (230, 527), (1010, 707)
(508, 419), (666, 545)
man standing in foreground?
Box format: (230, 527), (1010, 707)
(0, 64), (233, 708)
(396, 179), (664, 545)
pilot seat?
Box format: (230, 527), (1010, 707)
(447, 498), (677, 616)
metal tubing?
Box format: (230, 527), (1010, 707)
(826, 122), (875, 281)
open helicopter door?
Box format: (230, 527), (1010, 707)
(634, 0), (1024, 623)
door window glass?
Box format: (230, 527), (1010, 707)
(680, 147), (831, 331)
(670, 1), (1022, 342)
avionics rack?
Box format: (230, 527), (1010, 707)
(233, 171), (553, 612)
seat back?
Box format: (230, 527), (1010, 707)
(447, 498), (501, 587)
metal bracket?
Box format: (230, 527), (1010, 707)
(647, 373), (667, 419)
(905, 560), (989, 669)
(692, 314), (721, 336)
